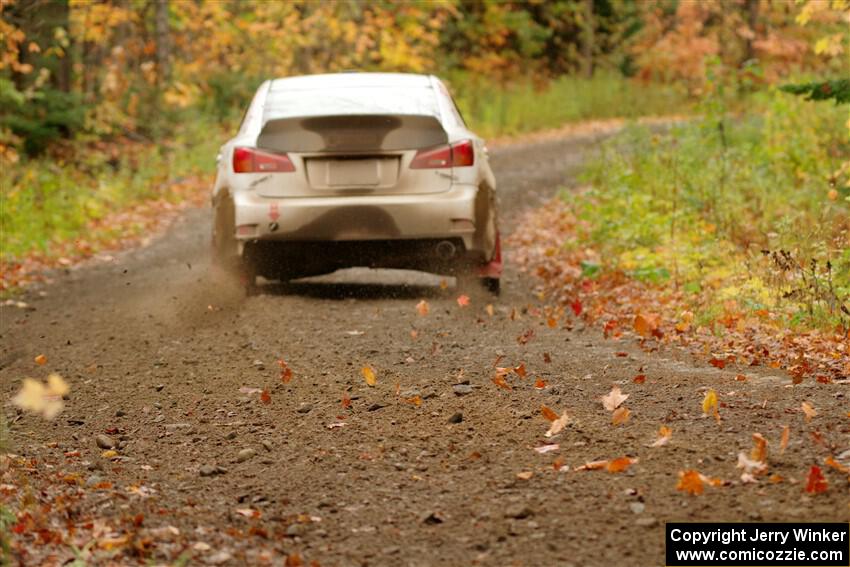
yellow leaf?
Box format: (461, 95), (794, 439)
(702, 389), (720, 422)
(516, 470), (533, 480)
(361, 366), (377, 386)
(12, 373), (69, 420)
(101, 450), (118, 459)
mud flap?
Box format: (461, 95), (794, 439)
(476, 232), (502, 279)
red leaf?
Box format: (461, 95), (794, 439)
(804, 465), (828, 494)
(570, 299), (582, 316)
(260, 390), (271, 404)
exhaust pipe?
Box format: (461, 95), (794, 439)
(435, 240), (457, 260)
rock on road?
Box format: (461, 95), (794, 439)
(2, 123), (846, 566)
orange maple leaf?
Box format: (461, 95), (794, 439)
(606, 457), (637, 473)
(677, 470), (704, 495)
(540, 405), (558, 422)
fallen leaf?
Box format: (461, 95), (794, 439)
(361, 366), (377, 386)
(457, 294), (470, 307)
(606, 457), (637, 473)
(516, 471), (534, 480)
(612, 406), (631, 425)
(341, 395), (351, 409)
(709, 357), (726, 369)
(633, 374), (646, 384)
(34, 354), (47, 366)
(552, 457), (566, 471)
(737, 452), (767, 477)
(405, 395), (422, 407)
(540, 405), (558, 422)
(634, 312), (661, 338)
(236, 508), (261, 519)
(491, 374), (512, 390)
(12, 373), (69, 420)
(578, 460), (608, 471)
(824, 456), (850, 475)
(804, 465), (828, 494)
(600, 386), (628, 411)
(260, 390), (271, 404)
(416, 300), (429, 316)
(735, 374), (747, 381)
(750, 433), (768, 463)
(801, 401), (817, 422)
(544, 411), (570, 437)
(547, 316), (558, 328)
(650, 425), (672, 447)
(676, 470), (704, 495)
(702, 389), (720, 422)
(534, 444), (559, 454)
(570, 298), (582, 316)
(543, 352), (552, 363)
(517, 328), (535, 345)
(101, 450), (118, 459)
(278, 359), (293, 384)
(513, 363), (527, 378)
(485, 304), (494, 317)
(534, 378), (548, 389)
(779, 425), (789, 455)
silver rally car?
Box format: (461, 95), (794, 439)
(211, 72), (501, 294)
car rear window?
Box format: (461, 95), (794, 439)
(263, 86), (440, 121)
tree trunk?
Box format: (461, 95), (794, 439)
(582, 0), (594, 78)
(743, 0), (759, 64)
(155, 0), (170, 85)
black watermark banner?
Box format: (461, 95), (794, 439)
(666, 523), (849, 566)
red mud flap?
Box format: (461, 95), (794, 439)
(476, 233), (503, 279)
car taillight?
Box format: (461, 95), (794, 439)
(410, 140), (475, 169)
(233, 147), (295, 173)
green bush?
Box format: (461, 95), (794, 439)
(575, 86), (849, 329)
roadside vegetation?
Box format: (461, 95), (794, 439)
(510, 1), (849, 382)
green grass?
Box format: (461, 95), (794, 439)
(0, 116), (223, 261)
(573, 87), (850, 330)
(450, 72), (689, 138)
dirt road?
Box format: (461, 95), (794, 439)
(2, 125), (847, 566)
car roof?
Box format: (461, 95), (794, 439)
(268, 72), (434, 92)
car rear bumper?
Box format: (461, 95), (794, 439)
(232, 184), (480, 251)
